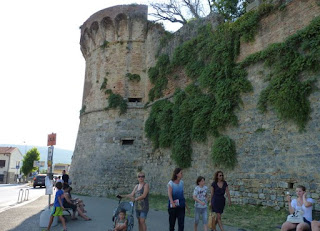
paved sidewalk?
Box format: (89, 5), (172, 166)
(0, 194), (247, 231)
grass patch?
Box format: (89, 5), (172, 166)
(223, 204), (287, 231)
(148, 194), (287, 230)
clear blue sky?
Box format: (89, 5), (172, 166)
(0, 0), (182, 151)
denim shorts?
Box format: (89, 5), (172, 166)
(194, 207), (208, 225)
(136, 210), (148, 219)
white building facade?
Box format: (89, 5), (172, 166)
(0, 147), (23, 184)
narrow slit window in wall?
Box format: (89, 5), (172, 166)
(128, 98), (142, 102)
(122, 139), (134, 145)
(288, 182), (294, 189)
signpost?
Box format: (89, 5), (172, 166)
(15, 161), (20, 183)
(47, 133), (56, 206)
(40, 133), (58, 228)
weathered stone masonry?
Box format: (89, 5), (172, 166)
(70, 1), (320, 210)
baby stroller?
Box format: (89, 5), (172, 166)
(109, 195), (135, 231)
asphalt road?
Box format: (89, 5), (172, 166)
(0, 193), (245, 231)
(0, 183), (46, 213)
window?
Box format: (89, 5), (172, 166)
(128, 98), (142, 102)
(122, 139), (134, 145)
(288, 182), (294, 189)
(0, 160), (5, 168)
(0, 174), (4, 182)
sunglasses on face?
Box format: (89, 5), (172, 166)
(219, 174), (224, 177)
(138, 175), (145, 178)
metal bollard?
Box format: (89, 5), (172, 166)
(17, 189), (24, 203)
(24, 189), (29, 201)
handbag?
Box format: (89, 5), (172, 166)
(286, 210), (304, 223)
(208, 211), (216, 230)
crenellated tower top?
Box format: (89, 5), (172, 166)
(80, 5), (148, 58)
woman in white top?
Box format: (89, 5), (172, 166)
(281, 185), (314, 231)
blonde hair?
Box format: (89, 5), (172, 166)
(137, 171), (145, 177)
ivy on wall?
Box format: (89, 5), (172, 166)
(100, 40), (109, 49)
(145, 4), (320, 168)
(99, 77), (127, 115)
(240, 16), (320, 130)
(80, 105), (86, 116)
(106, 92), (127, 115)
(126, 73), (141, 81)
(148, 54), (171, 101)
(212, 136), (237, 169)
(100, 78), (108, 90)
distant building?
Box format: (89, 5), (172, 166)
(53, 163), (70, 174)
(0, 147), (23, 184)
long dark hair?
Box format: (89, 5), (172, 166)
(214, 171), (224, 183)
(171, 168), (182, 181)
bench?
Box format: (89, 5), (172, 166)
(63, 208), (72, 220)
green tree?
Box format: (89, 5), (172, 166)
(21, 147), (40, 176)
(210, 0), (247, 21)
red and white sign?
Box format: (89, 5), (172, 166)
(47, 133), (56, 146)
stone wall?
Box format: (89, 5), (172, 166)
(237, 0), (320, 62)
(71, 1), (320, 210)
(141, 0), (320, 210)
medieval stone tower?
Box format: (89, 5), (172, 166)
(70, 5), (160, 195)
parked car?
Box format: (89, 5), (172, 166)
(33, 174), (46, 188)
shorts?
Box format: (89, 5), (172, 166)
(136, 210), (148, 219)
(303, 217), (311, 227)
(51, 206), (63, 216)
(194, 207), (208, 225)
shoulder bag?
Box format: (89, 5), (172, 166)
(286, 210), (304, 223)
(208, 211), (216, 230)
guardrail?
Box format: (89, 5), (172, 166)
(17, 188), (29, 203)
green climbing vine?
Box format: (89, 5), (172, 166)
(240, 16), (320, 130)
(126, 73), (141, 81)
(148, 54), (171, 101)
(80, 105), (86, 116)
(100, 78), (108, 90)
(100, 40), (109, 49)
(211, 136), (237, 169)
(145, 4), (320, 168)
(99, 78), (127, 115)
(106, 92), (127, 115)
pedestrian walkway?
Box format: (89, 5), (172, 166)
(0, 194), (247, 231)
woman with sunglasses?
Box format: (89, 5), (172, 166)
(210, 171), (231, 231)
(119, 172), (149, 231)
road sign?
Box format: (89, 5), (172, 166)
(47, 133), (56, 146)
(33, 161), (45, 167)
(16, 161), (20, 169)
(47, 146), (54, 167)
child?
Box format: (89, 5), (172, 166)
(193, 176), (209, 231)
(47, 181), (67, 231)
(114, 210), (127, 231)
